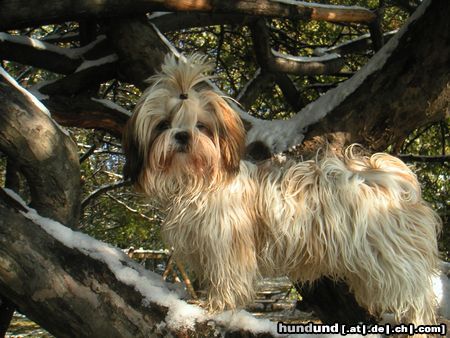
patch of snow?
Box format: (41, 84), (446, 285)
(272, 50), (341, 63)
(91, 98), (132, 117)
(64, 35), (108, 58)
(3, 188), (205, 331)
(75, 54), (118, 72)
(0, 32), (76, 58)
(271, 0), (369, 11)
(148, 12), (170, 20)
(29, 80), (58, 101)
(150, 23), (182, 59)
(434, 261), (450, 319)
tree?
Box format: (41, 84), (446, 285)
(0, 0), (448, 336)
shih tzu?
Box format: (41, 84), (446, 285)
(122, 54), (441, 326)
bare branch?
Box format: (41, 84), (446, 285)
(313, 31), (397, 56)
(82, 181), (129, 209)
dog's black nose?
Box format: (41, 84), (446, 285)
(174, 131), (190, 145)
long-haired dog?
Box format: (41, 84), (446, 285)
(123, 54), (442, 327)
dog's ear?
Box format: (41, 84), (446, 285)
(122, 116), (143, 185)
(213, 97), (246, 175)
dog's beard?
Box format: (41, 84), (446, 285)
(139, 131), (223, 197)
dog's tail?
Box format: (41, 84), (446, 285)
(342, 145), (442, 325)
(343, 145), (424, 205)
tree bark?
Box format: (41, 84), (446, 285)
(0, 69), (81, 227)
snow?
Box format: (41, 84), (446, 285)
(29, 80), (57, 101)
(272, 50), (341, 63)
(3, 188), (385, 336)
(91, 98), (132, 117)
(271, 0), (369, 11)
(75, 54), (118, 72)
(272, 0), (368, 11)
(313, 30), (398, 56)
(148, 12), (170, 20)
(0, 32), (76, 58)
(434, 261), (450, 319)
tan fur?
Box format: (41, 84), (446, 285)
(123, 54), (442, 331)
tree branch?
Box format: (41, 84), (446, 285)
(41, 95), (130, 137)
(250, 19), (344, 76)
(0, 68), (80, 227)
(0, 32), (81, 74)
(0, 33), (112, 75)
(0, 0), (376, 31)
(82, 181), (129, 209)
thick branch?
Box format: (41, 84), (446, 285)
(0, 0), (376, 30)
(0, 34), (113, 75)
(0, 33), (81, 74)
(42, 95), (130, 137)
(106, 17), (171, 89)
(0, 68), (80, 227)
(39, 55), (118, 95)
(0, 193), (284, 338)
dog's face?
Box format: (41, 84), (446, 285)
(123, 54), (245, 195)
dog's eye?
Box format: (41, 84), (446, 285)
(156, 120), (170, 132)
(196, 123), (209, 133)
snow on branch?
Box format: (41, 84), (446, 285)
(0, 33), (109, 74)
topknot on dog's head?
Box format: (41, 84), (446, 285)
(149, 53), (214, 97)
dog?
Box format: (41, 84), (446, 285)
(122, 54), (442, 327)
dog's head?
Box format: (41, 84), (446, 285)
(122, 54), (245, 195)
